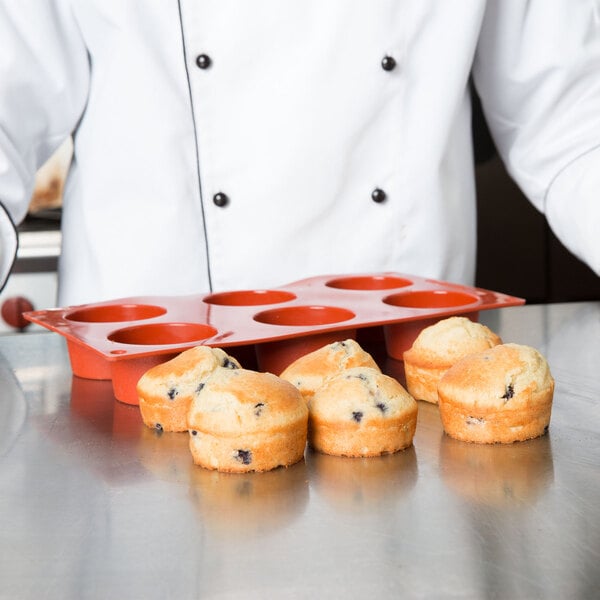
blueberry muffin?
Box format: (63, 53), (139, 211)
(437, 343), (554, 444)
(308, 366), (418, 457)
(136, 345), (241, 432)
(280, 339), (381, 403)
(188, 367), (308, 472)
(403, 316), (502, 403)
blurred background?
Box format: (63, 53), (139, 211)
(471, 89), (600, 304)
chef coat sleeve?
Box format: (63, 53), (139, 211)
(0, 0), (89, 293)
(472, 0), (600, 276)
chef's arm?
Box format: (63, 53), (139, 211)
(472, 0), (600, 276)
(0, 0), (89, 292)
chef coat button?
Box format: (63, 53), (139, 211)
(371, 188), (387, 203)
(213, 192), (229, 207)
(381, 56), (396, 71)
(196, 54), (212, 69)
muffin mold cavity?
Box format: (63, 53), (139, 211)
(23, 272), (524, 404)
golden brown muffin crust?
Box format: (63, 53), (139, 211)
(280, 339), (380, 402)
(403, 316), (502, 403)
(308, 367), (418, 457)
(438, 343), (554, 444)
(137, 346), (241, 432)
(188, 368), (308, 472)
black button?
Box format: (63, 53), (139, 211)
(196, 54), (212, 69)
(381, 56), (396, 71)
(371, 188), (387, 203)
(213, 192), (229, 207)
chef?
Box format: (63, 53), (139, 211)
(1, 1), (599, 307)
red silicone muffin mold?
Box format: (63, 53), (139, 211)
(23, 272), (524, 405)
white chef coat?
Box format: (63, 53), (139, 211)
(1, 1), (599, 307)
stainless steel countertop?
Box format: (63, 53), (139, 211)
(1, 302), (599, 599)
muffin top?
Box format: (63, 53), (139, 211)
(403, 316), (502, 367)
(137, 345), (241, 406)
(188, 367), (308, 435)
(309, 366), (417, 424)
(438, 343), (554, 411)
(280, 339), (380, 401)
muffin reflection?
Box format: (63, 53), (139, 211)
(188, 459), (309, 538)
(136, 427), (193, 483)
(439, 433), (554, 508)
(307, 446), (418, 513)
